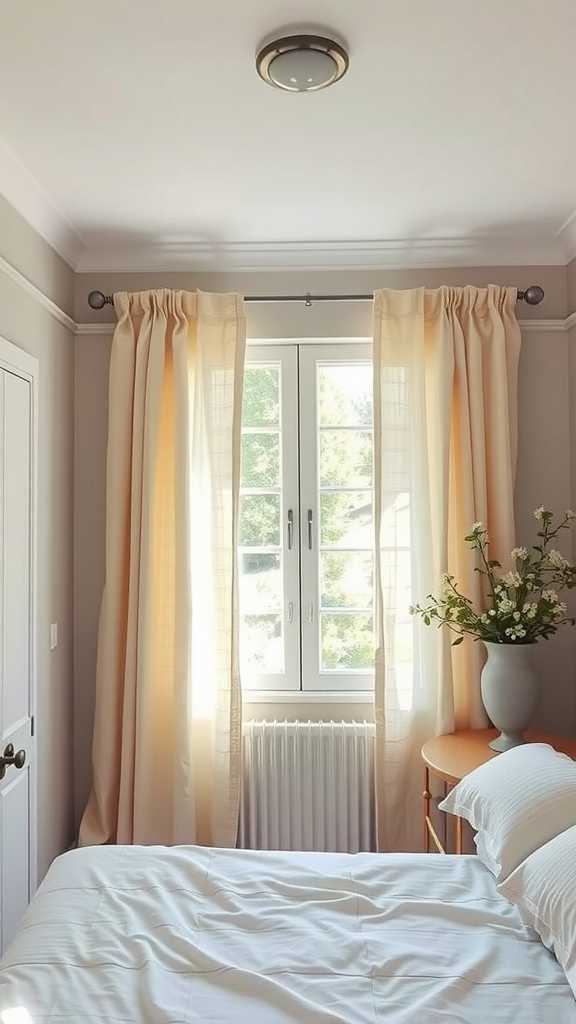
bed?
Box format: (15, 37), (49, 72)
(0, 844), (574, 1023)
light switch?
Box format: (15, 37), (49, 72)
(50, 622), (59, 651)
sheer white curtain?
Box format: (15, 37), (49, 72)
(373, 286), (520, 851)
(80, 289), (246, 848)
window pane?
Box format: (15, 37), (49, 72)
(242, 366), (279, 426)
(239, 494), (280, 546)
(321, 613), (374, 671)
(318, 364), (372, 427)
(241, 433), (280, 488)
(240, 553), (282, 613)
(241, 614), (283, 674)
(320, 551), (373, 609)
(320, 491), (372, 547)
(319, 430), (373, 487)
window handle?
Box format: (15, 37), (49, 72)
(287, 509), (294, 550)
(308, 601), (314, 624)
(288, 600), (294, 624)
(307, 508), (313, 550)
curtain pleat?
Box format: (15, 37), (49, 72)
(79, 289), (246, 848)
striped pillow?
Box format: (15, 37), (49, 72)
(439, 743), (576, 879)
(499, 825), (576, 997)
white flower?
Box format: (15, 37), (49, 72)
(505, 625), (527, 641)
(513, 611), (521, 621)
(565, 510), (576, 520)
(498, 597), (515, 614)
(553, 602), (568, 619)
(542, 588), (559, 603)
(534, 506), (547, 520)
(547, 549), (568, 569)
(472, 521), (484, 531)
(511, 546), (528, 561)
(501, 571), (522, 588)
(488, 609), (496, 617)
(481, 613), (490, 624)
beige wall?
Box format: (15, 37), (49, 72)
(0, 200), (75, 879)
(568, 257), (576, 315)
(72, 264), (576, 823)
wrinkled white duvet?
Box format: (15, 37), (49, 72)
(0, 844), (574, 1022)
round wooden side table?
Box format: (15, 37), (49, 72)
(421, 728), (576, 855)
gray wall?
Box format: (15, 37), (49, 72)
(0, 198), (75, 878)
(72, 264), (576, 823)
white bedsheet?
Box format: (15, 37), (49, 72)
(0, 844), (574, 1023)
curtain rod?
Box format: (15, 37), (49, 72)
(87, 285), (545, 310)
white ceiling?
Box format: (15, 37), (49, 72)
(1, 0), (576, 270)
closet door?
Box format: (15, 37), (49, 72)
(0, 355), (37, 954)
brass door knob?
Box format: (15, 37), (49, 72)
(0, 743), (26, 780)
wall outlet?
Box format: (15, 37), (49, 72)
(50, 622), (59, 651)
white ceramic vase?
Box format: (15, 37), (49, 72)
(480, 640), (540, 752)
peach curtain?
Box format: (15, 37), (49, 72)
(373, 286), (521, 851)
(79, 289), (246, 847)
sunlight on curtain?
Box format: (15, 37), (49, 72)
(79, 289), (245, 848)
(373, 286), (520, 852)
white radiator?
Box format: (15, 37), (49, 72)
(239, 720), (376, 853)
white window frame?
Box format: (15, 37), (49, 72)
(299, 344), (374, 692)
(241, 341), (374, 697)
(240, 346), (300, 690)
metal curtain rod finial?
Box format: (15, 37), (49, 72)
(87, 285), (546, 310)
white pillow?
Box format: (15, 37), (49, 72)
(499, 824), (576, 998)
(438, 742), (576, 879)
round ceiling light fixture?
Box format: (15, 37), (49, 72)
(256, 34), (349, 92)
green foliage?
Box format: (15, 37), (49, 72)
(241, 434), (279, 488)
(242, 367), (279, 426)
(319, 430), (372, 487)
(321, 614), (374, 670)
(239, 495), (280, 547)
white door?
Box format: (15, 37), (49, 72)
(0, 337), (37, 955)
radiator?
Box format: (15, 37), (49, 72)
(239, 720), (376, 853)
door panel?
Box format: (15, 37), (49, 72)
(0, 767), (30, 950)
(3, 372), (31, 733)
(0, 363), (36, 954)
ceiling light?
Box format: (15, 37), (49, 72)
(256, 34), (349, 92)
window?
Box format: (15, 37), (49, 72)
(239, 343), (374, 693)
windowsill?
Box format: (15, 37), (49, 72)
(242, 690), (374, 704)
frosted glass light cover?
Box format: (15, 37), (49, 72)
(268, 49), (338, 91)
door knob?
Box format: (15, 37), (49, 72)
(0, 743), (26, 780)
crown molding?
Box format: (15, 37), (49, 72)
(0, 254), (75, 331)
(565, 310), (576, 332)
(75, 234), (568, 273)
(0, 137), (84, 269)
